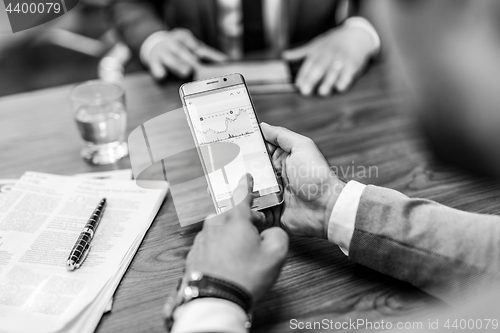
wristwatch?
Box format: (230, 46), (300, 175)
(163, 271), (254, 331)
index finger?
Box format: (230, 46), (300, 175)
(178, 32), (228, 62)
(260, 122), (312, 153)
(195, 44), (228, 62)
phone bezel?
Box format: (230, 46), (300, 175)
(179, 73), (284, 213)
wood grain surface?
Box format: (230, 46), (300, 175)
(2, 63), (500, 332)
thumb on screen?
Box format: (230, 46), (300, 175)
(232, 174), (254, 207)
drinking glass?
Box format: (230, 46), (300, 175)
(71, 81), (128, 165)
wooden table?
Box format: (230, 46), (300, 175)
(2, 63), (500, 332)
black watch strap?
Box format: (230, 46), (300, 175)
(190, 275), (253, 313)
(164, 272), (254, 332)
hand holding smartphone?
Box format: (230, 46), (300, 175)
(180, 74), (283, 213)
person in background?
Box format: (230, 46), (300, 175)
(111, 0), (381, 96)
(164, 0), (500, 332)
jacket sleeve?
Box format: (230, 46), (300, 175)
(110, 0), (169, 55)
(348, 0), (360, 17)
(349, 185), (500, 305)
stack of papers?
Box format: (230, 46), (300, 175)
(0, 171), (168, 333)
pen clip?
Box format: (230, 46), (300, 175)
(75, 244), (91, 269)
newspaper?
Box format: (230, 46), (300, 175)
(0, 172), (167, 333)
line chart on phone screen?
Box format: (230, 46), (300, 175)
(195, 105), (256, 144)
(184, 84), (279, 205)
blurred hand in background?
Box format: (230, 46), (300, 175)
(283, 23), (379, 96)
(144, 28), (228, 80)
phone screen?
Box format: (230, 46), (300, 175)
(184, 83), (280, 212)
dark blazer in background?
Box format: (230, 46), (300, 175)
(111, 0), (350, 56)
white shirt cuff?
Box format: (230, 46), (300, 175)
(139, 30), (170, 66)
(171, 298), (248, 333)
(327, 180), (367, 255)
(343, 16), (381, 57)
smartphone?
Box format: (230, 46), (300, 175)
(180, 73), (283, 213)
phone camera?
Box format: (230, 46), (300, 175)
(223, 78), (227, 82)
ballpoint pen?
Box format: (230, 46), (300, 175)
(67, 198), (107, 271)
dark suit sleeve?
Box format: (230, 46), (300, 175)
(110, 0), (169, 55)
(348, 0), (360, 17)
(349, 185), (500, 305)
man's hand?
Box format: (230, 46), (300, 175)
(186, 174), (289, 299)
(148, 28), (228, 79)
(283, 24), (377, 96)
(260, 123), (345, 239)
